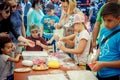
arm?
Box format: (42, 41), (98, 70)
(7, 54), (21, 62)
(58, 38), (88, 54)
(21, 15), (26, 38)
(92, 21), (101, 48)
(92, 60), (120, 72)
(36, 40), (48, 50)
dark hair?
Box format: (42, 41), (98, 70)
(101, 2), (120, 18)
(0, 36), (12, 54)
(32, 0), (43, 8)
(61, 0), (69, 4)
(0, 1), (10, 11)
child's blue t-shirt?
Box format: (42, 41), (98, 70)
(41, 14), (59, 33)
(98, 26), (120, 78)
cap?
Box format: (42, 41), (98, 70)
(30, 24), (39, 31)
(45, 2), (54, 12)
(73, 14), (85, 24)
(64, 14), (85, 28)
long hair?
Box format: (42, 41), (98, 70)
(0, 1), (10, 11)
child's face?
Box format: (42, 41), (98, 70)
(31, 30), (39, 38)
(103, 15), (120, 30)
(72, 23), (82, 32)
(1, 42), (13, 55)
(47, 10), (54, 16)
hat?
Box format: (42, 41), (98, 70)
(45, 2), (54, 12)
(30, 24), (39, 31)
(64, 14), (85, 28)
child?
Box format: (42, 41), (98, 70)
(57, 14), (91, 67)
(23, 24), (48, 51)
(91, 2), (120, 80)
(0, 36), (21, 80)
(41, 2), (59, 52)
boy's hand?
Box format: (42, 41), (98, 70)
(47, 40), (52, 44)
(50, 20), (55, 26)
(44, 19), (49, 23)
(36, 40), (41, 46)
(91, 61), (104, 72)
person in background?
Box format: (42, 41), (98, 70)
(20, 0), (31, 31)
(41, 2), (59, 52)
(19, 24), (48, 51)
(92, 0), (119, 49)
(0, 2), (35, 47)
(27, 0), (44, 37)
(91, 2), (120, 80)
(7, 0), (26, 53)
(0, 36), (21, 80)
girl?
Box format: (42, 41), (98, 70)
(0, 36), (21, 80)
(57, 14), (91, 68)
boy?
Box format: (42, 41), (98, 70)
(91, 2), (120, 80)
(20, 24), (48, 51)
(41, 2), (59, 52)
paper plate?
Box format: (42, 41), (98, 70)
(14, 68), (31, 72)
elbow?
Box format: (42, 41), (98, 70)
(74, 49), (84, 54)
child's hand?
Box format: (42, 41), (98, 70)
(36, 40), (41, 46)
(54, 35), (59, 42)
(56, 42), (65, 50)
(44, 19), (49, 23)
(50, 20), (55, 26)
(26, 39), (35, 47)
(91, 61), (104, 72)
(47, 40), (52, 44)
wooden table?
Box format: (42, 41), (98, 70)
(14, 54), (83, 80)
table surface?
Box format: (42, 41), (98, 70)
(14, 54), (83, 80)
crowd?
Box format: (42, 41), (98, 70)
(0, 0), (120, 80)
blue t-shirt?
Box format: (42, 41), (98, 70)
(41, 14), (59, 33)
(98, 26), (120, 78)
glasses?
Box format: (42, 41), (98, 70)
(5, 10), (10, 14)
(11, 5), (17, 8)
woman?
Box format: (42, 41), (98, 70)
(59, 0), (85, 36)
(27, 0), (44, 36)
(0, 2), (34, 47)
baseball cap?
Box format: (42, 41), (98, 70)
(64, 14), (85, 28)
(45, 2), (54, 12)
(30, 24), (39, 31)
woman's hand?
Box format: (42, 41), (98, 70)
(0, 32), (9, 37)
(26, 39), (35, 47)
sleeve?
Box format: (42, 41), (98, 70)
(96, 5), (105, 23)
(80, 31), (90, 41)
(55, 16), (60, 23)
(40, 37), (47, 45)
(9, 20), (20, 39)
(41, 16), (45, 24)
(2, 54), (10, 62)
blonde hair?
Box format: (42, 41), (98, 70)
(73, 22), (89, 33)
(67, 0), (77, 15)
